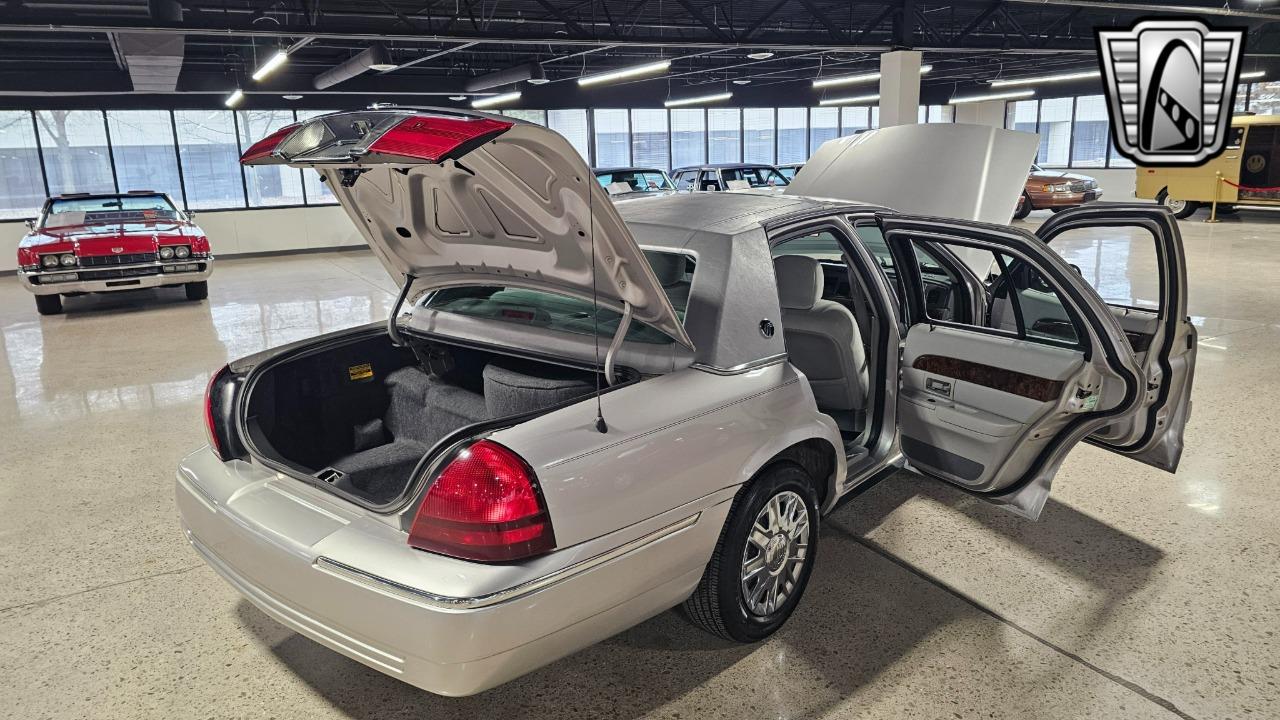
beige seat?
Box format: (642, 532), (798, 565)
(773, 255), (869, 411)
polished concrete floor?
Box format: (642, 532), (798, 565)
(0, 210), (1276, 719)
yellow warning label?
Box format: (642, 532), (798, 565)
(348, 363), (373, 381)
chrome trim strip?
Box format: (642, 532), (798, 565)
(315, 512), (701, 611)
(691, 353), (788, 376)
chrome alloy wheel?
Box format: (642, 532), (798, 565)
(740, 490), (811, 616)
(1163, 195), (1187, 214)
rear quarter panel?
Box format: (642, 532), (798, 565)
(490, 362), (845, 549)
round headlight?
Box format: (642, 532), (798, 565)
(175, 245), (191, 259)
(41, 255), (59, 268)
(60, 253), (76, 267)
(159, 246), (175, 259)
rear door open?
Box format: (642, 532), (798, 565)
(240, 109), (692, 349)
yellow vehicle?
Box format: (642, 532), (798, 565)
(1136, 114), (1280, 219)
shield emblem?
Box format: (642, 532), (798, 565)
(1097, 19), (1245, 166)
(112, 247), (124, 253)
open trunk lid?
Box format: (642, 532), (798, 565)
(241, 108), (693, 349)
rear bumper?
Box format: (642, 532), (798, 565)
(18, 259), (212, 296)
(175, 447), (729, 696)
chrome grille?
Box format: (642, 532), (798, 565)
(78, 266), (162, 281)
(79, 252), (157, 267)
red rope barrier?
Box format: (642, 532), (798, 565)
(1222, 178), (1280, 192)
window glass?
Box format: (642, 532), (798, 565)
(294, 110), (339, 205)
(708, 108), (741, 163)
(673, 171), (697, 191)
(0, 111), (46, 219)
(1037, 97), (1073, 166)
(670, 109), (706, 169)
(841, 107), (870, 135)
(44, 193), (178, 229)
(1108, 137), (1136, 168)
(928, 105), (953, 123)
(501, 109), (546, 126)
(595, 169), (672, 193)
(743, 108), (775, 164)
(106, 111), (183, 205)
(1071, 95), (1109, 168)
(35, 110), (115, 195)
(772, 230), (844, 260)
(1047, 225), (1162, 312)
(1006, 99), (1038, 133)
(548, 109), (590, 162)
(423, 250), (693, 344)
(238, 110), (305, 207)
(700, 170), (720, 191)
(721, 166), (788, 188)
(870, 106), (880, 128)
(777, 107), (807, 164)
(173, 110), (245, 209)
(918, 106), (928, 123)
(1234, 83), (1251, 114)
(1250, 80), (1280, 115)
(631, 109), (669, 171)
(809, 107), (839, 154)
(593, 109), (630, 167)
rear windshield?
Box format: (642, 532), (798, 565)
(43, 194), (179, 229)
(596, 170), (674, 194)
(722, 166), (789, 188)
(422, 250), (694, 345)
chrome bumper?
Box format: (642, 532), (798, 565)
(18, 258), (213, 296)
(174, 447), (729, 696)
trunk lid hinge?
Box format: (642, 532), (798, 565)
(603, 302), (633, 386)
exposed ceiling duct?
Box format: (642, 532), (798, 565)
(313, 43), (396, 89)
(110, 32), (186, 93)
(464, 62), (545, 92)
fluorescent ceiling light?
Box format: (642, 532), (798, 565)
(1241, 70), (1266, 80)
(528, 77), (551, 85)
(282, 94), (303, 100)
(813, 64), (931, 89)
(251, 50), (290, 82)
(471, 91), (521, 109)
(746, 51), (774, 60)
(448, 95), (467, 101)
(664, 92), (732, 107)
(732, 79), (752, 85)
(578, 60), (671, 87)
(224, 89), (244, 107)
(368, 62), (398, 71)
(950, 89), (1035, 104)
(990, 70), (1099, 87)
(818, 93), (879, 106)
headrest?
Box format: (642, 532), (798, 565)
(646, 252), (687, 287)
(773, 255), (822, 310)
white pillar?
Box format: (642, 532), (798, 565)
(954, 99), (1006, 128)
(878, 50), (922, 127)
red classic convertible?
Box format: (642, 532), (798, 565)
(17, 191), (213, 315)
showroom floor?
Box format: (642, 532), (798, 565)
(0, 211), (1276, 720)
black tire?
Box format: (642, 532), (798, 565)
(185, 281), (208, 301)
(683, 462), (819, 642)
(1049, 207), (1068, 213)
(1155, 188), (1200, 220)
(1013, 192), (1032, 220)
(35, 294), (62, 315)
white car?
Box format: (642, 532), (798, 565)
(178, 110), (1196, 696)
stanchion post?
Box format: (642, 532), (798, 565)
(1205, 172), (1223, 223)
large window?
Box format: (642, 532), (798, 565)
(547, 109), (590, 162)
(777, 108), (807, 164)
(631, 109), (669, 170)
(670, 109), (706, 169)
(0, 111), (46, 219)
(1250, 81), (1280, 116)
(809, 107), (839, 154)
(35, 110), (115, 196)
(708, 108), (741, 163)
(841, 107), (871, 135)
(594, 109), (630, 167)
(173, 110), (245, 210)
(238, 110), (305, 207)
(501, 109), (547, 126)
(1006, 100), (1038, 135)
(106, 110), (183, 203)
(1072, 95), (1110, 168)
(1037, 97), (1073, 167)
(743, 108), (775, 164)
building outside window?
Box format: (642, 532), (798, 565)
(172, 110), (245, 210)
(594, 109), (630, 167)
(809, 107), (839, 155)
(708, 108), (741, 163)
(743, 108), (775, 164)
(841, 107), (871, 135)
(1037, 97), (1073, 167)
(547, 109), (590, 162)
(35, 110), (115, 196)
(1071, 96), (1109, 168)
(777, 108), (807, 164)
(670, 109), (706, 169)
(631, 109), (669, 171)
(238, 110), (306, 207)
(0, 111), (47, 219)
(106, 110), (183, 203)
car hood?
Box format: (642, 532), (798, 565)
(1028, 170), (1093, 183)
(21, 221), (201, 251)
(242, 109), (693, 349)
(784, 123), (1038, 224)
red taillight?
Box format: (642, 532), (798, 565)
(239, 123), (301, 164)
(204, 366), (227, 459)
(408, 440), (555, 562)
(367, 115), (513, 162)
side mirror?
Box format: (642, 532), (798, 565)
(185, 211), (197, 221)
(1069, 263), (1083, 276)
(24, 219), (35, 230)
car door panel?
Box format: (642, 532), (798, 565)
(879, 213), (1144, 519)
(1035, 204), (1196, 471)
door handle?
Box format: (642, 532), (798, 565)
(925, 377), (953, 398)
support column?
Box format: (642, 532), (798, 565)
(878, 50), (922, 127)
(954, 99), (1006, 128)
